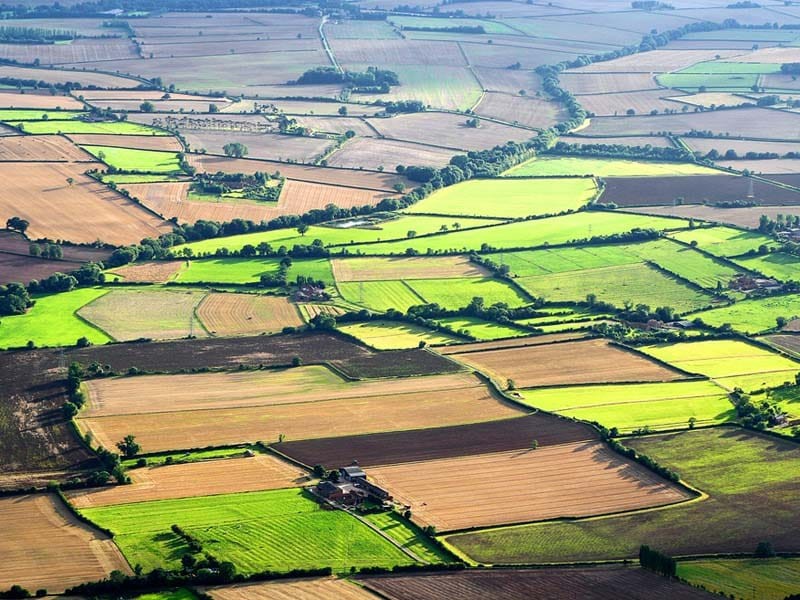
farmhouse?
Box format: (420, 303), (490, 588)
(316, 464), (393, 507)
(729, 273), (782, 292)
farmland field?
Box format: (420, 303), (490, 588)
(196, 294), (304, 336)
(447, 428), (800, 563)
(364, 511), (454, 563)
(504, 157), (714, 177)
(689, 294), (800, 334)
(733, 252), (800, 282)
(206, 578), (375, 600)
(678, 558), (800, 600)
(81, 145), (184, 173)
(83, 488), (415, 572)
(519, 380), (735, 433)
(337, 320), (461, 349)
(629, 203), (800, 230)
(669, 226), (776, 257)
(407, 277), (530, 309)
(436, 316), (529, 340)
(331, 255), (487, 282)
(404, 177), (597, 219)
(338, 280), (426, 312)
(108, 260), (186, 283)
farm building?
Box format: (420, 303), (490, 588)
(316, 464), (393, 506)
(729, 273), (782, 292)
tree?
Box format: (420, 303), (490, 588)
(776, 316), (788, 329)
(6, 216), (29, 234)
(116, 435), (141, 458)
(688, 416), (697, 429)
(507, 378), (516, 391)
(66, 177), (74, 187)
(139, 101), (155, 112)
(755, 541), (776, 558)
(291, 356), (302, 367)
(338, 105), (348, 115)
(530, 439), (538, 450)
(223, 142), (248, 158)
(406, 230), (417, 238)
(208, 103), (219, 113)
(297, 223), (309, 236)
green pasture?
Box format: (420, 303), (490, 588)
(0, 287), (111, 349)
(84, 488), (414, 573)
(677, 61), (780, 75)
(535, 318), (613, 333)
(338, 280), (426, 312)
(515, 307), (610, 327)
(504, 156), (715, 177)
(678, 558), (800, 600)
(437, 316), (530, 340)
(670, 226), (776, 258)
(364, 511), (455, 563)
(134, 590), (197, 600)
(408, 277), (530, 309)
(403, 178), (596, 219)
(657, 72), (760, 91)
(517, 262), (712, 313)
(446, 427), (800, 563)
(733, 251), (800, 283)
(82, 145), (183, 173)
(518, 380), (735, 432)
(17, 120), (165, 135)
(0, 109), (84, 121)
(640, 339), (800, 391)
(630, 238), (739, 290)
(122, 446), (257, 469)
(689, 294), (800, 334)
(337, 320), (460, 349)
(493, 245), (641, 277)
(173, 257), (334, 285)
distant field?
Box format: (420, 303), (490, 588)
(15, 119), (165, 136)
(519, 380), (735, 433)
(331, 255), (487, 282)
(175, 257), (333, 285)
(678, 558), (800, 600)
(337, 320), (460, 349)
(197, 294), (304, 337)
(207, 578), (374, 600)
(669, 226), (776, 257)
(404, 177), (596, 219)
(82, 145), (183, 173)
(408, 277), (530, 309)
(437, 316), (530, 340)
(364, 511), (454, 563)
(689, 294), (800, 334)
(733, 252), (800, 282)
(447, 428), (800, 563)
(639, 339), (800, 392)
(108, 260), (186, 283)
(504, 156), (714, 177)
(338, 280), (426, 312)
(83, 488), (414, 573)
(0, 287), (111, 349)
(450, 338), (683, 388)
(0, 109), (84, 121)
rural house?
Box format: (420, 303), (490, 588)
(315, 463), (393, 506)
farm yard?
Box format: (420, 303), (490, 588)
(1, 4), (799, 598)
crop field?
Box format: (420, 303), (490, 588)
(689, 294), (800, 334)
(367, 441), (691, 531)
(181, 130), (332, 163)
(449, 339), (683, 388)
(0, 90), (84, 110)
(575, 90), (684, 117)
(0, 251), (88, 285)
(0, 161), (171, 245)
(337, 320), (461, 349)
(16, 119), (164, 136)
(733, 252), (800, 282)
(196, 294), (303, 336)
(67, 133), (184, 151)
(331, 255), (487, 282)
(364, 510), (453, 563)
(407, 277), (530, 309)
(0, 134), (93, 161)
(206, 578), (375, 600)
(639, 339), (800, 392)
(493, 245), (641, 277)
(174, 257), (280, 284)
(0, 287), (111, 349)
(83, 488), (414, 573)
(519, 380), (735, 433)
(359, 566), (720, 600)
(678, 558), (800, 600)
(81, 145), (184, 173)
(446, 428), (800, 563)
(326, 137), (454, 170)
(629, 204), (800, 230)
(67, 453), (304, 508)
(559, 72), (660, 95)
(473, 92), (565, 129)
(338, 280), (426, 312)
(404, 177), (596, 219)
(0, 494), (130, 592)
(77, 287), (209, 341)
(436, 316), (529, 340)
(276, 413), (596, 470)
(108, 260), (186, 283)
(504, 157), (715, 177)
(761, 333), (800, 358)
(669, 226), (776, 257)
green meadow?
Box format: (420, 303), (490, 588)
(82, 145), (184, 173)
(678, 558), (800, 600)
(690, 294), (800, 334)
(337, 320), (460, 349)
(504, 156), (715, 177)
(670, 226), (776, 258)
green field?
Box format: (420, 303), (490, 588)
(0, 287), (111, 349)
(16, 120), (165, 135)
(670, 226), (776, 258)
(346, 212), (690, 255)
(135, 590), (196, 600)
(518, 380), (735, 432)
(733, 251), (800, 283)
(678, 61), (780, 75)
(517, 262), (712, 313)
(122, 446), (256, 469)
(83, 488), (414, 573)
(689, 294), (800, 334)
(446, 428), (800, 563)
(404, 178), (597, 219)
(176, 215), (500, 255)
(639, 339), (800, 391)
(504, 156), (715, 177)
(658, 72), (760, 91)
(678, 558), (800, 600)
(630, 238), (740, 290)
(408, 277), (530, 309)
(102, 174), (186, 184)
(337, 320), (460, 349)
(338, 280), (426, 312)
(437, 316), (530, 340)
(364, 511), (455, 564)
(0, 109), (84, 121)
(493, 245), (641, 277)
(81, 145), (184, 173)
(173, 257), (334, 285)
(765, 384), (800, 424)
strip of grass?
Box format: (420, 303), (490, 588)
(0, 109), (84, 121)
(135, 590), (197, 600)
(83, 488), (414, 573)
(0, 287), (111, 349)
(364, 511), (455, 563)
(678, 558), (800, 600)
(733, 251), (800, 283)
(18, 120), (165, 135)
(504, 156), (715, 177)
(409, 277), (529, 309)
(338, 280), (425, 312)
(122, 446), (258, 469)
(437, 316), (530, 340)
(518, 380), (735, 432)
(492, 245), (642, 277)
(689, 294), (800, 334)
(630, 238), (740, 289)
(82, 145), (183, 173)
(102, 174), (186, 184)
(669, 226), (776, 258)
(337, 320), (460, 349)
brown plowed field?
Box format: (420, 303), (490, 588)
(0, 230), (111, 262)
(368, 441), (691, 531)
(0, 494), (131, 592)
(473, 92), (565, 129)
(197, 293), (304, 336)
(436, 332), (587, 354)
(0, 64), (137, 88)
(682, 138), (800, 157)
(0, 135), (93, 161)
(359, 567), (718, 600)
(182, 130), (332, 163)
(0, 38), (138, 65)
(717, 158), (800, 175)
(330, 38), (466, 66)
(275, 413), (595, 468)
(626, 204), (800, 229)
(107, 260), (185, 282)
(0, 162), (171, 245)
(326, 137), (454, 170)
(83, 368), (494, 417)
(0, 252), (86, 285)
(577, 90), (683, 117)
(280, 179), (396, 212)
(601, 174), (800, 207)
(560, 73), (659, 95)
(760, 333), (800, 357)
(0, 90), (84, 109)
(571, 49), (743, 73)
(66, 453), (305, 508)
(473, 67), (542, 95)
(206, 577), (375, 600)
(449, 339), (682, 387)
(331, 256), (488, 282)
(67, 133), (184, 151)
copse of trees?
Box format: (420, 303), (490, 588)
(548, 140), (694, 162)
(0, 25), (76, 43)
(292, 66), (399, 93)
(0, 283), (33, 316)
(6, 216), (29, 234)
(781, 62), (800, 75)
(639, 545), (677, 577)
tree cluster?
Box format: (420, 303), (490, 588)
(549, 140), (693, 162)
(0, 283), (32, 316)
(639, 545), (677, 577)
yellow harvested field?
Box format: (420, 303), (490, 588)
(331, 256), (488, 282)
(107, 260), (186, 283)
(0, 162), (171, 245)
(67, 133), (184, 151)
(0, 90), (84, 109)
(197, 293), (304, 336)
(369, 442), (692, 531)
(0, 65), (136, 88)
(0, 135), (93, 162)
(66, 454), (305, 508)
(279, 178), (395, 212)
(436, 332), (586, 355)
(450, 339), (682, 387)
(206, 577), (374, 600)
(298, 303), (346, 321)
(0, 494), (131, 592)
(83, 367), (489, 417)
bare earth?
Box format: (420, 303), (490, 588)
(197, 293), (304, 336)
(331, 256), (489, 282)
(205, 577), (375, 600)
